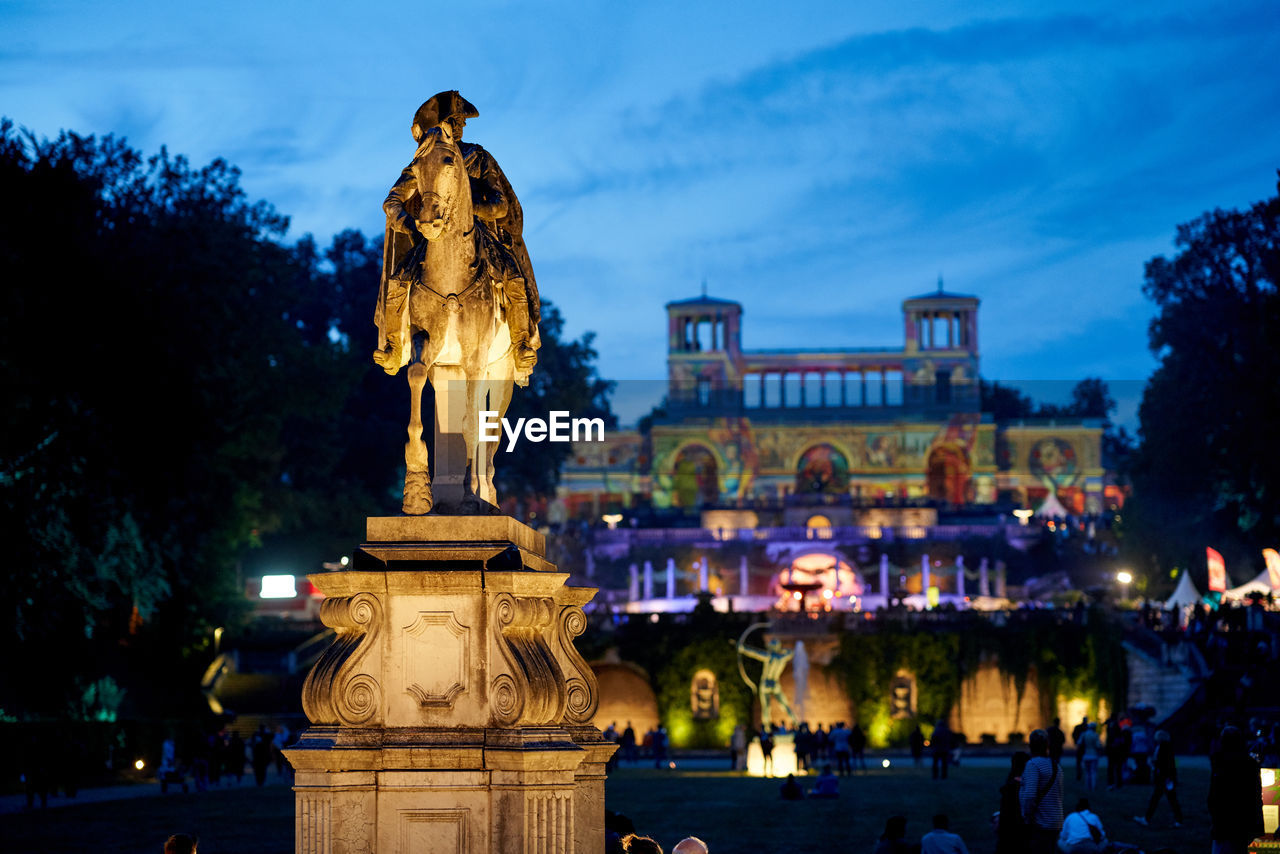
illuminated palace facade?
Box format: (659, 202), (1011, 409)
(558, 287), (1117, 521)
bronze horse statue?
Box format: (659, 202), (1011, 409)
(378, 123), (518, 514)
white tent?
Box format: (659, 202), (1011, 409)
(1035, 491), (1070, 518)
(1224, 569), (1275, 603)
(1164, 571), (1202, 609)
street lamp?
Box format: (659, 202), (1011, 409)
(1116, 570), (1133, 602)
(602, 513), (623, 530)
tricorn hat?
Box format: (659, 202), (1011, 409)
(412, 91), (479, 136)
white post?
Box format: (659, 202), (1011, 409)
(698, 557), (709, 592)
(955, 556), (965, 599)
(979, 557), (990, 597)
(921, 554), (931, 604)
(643, 561), (654, 600)
(666, 557), (676, 599)
(739, 555), (749, 596)
(629, 563), (639, 601)
(879, 553), (890, 596)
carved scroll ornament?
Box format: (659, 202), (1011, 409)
(302, 592), (383, 726)
(556, 604), (599, 724)
(489, 593), (566, 726)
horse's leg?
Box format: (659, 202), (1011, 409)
(403, 331), (433, 515)
(477, 353), (515, 506)
(459, 342), (488, 505)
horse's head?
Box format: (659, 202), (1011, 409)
(411, 125), (470, 240)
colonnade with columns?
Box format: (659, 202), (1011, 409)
(740, 367), (905, 409)
(670, 312), (735, 352)
(907, 307), (977, 351)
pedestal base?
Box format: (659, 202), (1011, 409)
(285, 517), (614, 854)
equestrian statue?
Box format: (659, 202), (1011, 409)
(372, 91), (541, 514)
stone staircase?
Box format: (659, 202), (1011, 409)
(1123, 628), (1206, 724)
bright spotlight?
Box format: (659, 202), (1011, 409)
(134, 759), (145, 771)
(1116, 571), (1133, 584)
(339, 555), (350, 566)
(260, 574), (297, 599)
(881, 759), (891, 768)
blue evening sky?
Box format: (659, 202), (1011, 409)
(5, 0), (1278, 425)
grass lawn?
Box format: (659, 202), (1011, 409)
(604, 763), (1210, 854)
(0, 763), (1211, 853)
(0, 785), (296, 854)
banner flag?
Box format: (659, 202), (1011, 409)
(1264, 548), (1280, 590)
(1207, 547), (1227, 592)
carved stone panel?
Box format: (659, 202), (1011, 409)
(397, 808), (469, 854)
(403, 612), (469, 708)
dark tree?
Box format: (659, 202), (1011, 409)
(0, 122), (614, 716)
(1067, 378), (1116, 422)
(1127, 174), (1280, 579)
(979, 379), (1035, 421)
(0, 121), (369, 715)
(491, 302), (615, 500)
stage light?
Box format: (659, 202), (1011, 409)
(1116, 570), (1133, 584)
(260, 575), (297, 598)
(135, 759), (145, 771)
(882, 759), (891, 768)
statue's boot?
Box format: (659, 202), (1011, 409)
(372, 333), (403, 375)
(374, 283), (409, 374)
(506, 285), (537, 382)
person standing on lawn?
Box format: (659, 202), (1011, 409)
(1019, 729), (1064, 854)
(995, 751), (1030, 854)
(1208, 725), (1264, 854)
(1133, 730), (1183, 827)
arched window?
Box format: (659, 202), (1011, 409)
(795, 444), (850, 495)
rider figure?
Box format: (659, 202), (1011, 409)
(374, 90), (540, 381)
(738, 636), (797, 728)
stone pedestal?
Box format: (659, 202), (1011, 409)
(286, 516), (614, 854)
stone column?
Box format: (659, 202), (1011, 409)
(286, 516), (614, 854)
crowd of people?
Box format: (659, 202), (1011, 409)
(602, 713), (1272, 853)
(603, 721), (671, 770)
(156, 723), (295, 794)
(989, 723), (1269, 854)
